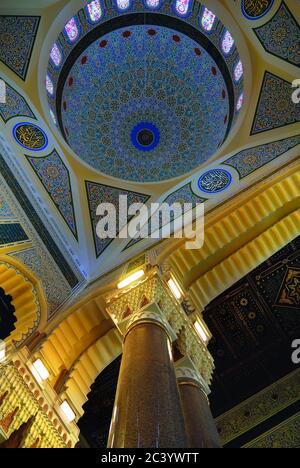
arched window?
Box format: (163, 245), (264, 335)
(237, 93), (244, 111)
(234, 60), (244, 82)
(175, 0), (190, 16)
(46, 75), (54, 95)
(201, 7), (216, 32)
(222, 30), (234, 55)
(65, 17), (79, 42)
(50, 43), (62, 67)
(117, 0), (131, 10)
(87, 0), (103, 22)
(50, 109), (57, 125)
(145, 0), (160, 8)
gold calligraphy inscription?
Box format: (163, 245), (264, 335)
(15, 124), (46, 150)
(243, 0), (273, 18)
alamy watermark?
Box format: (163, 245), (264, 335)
(96, 196), (205, 250)
(292, 79), (300, 104)
(292, 339), (300, 365)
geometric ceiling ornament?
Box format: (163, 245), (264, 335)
(13, 122), (48, 152)
(241, 0), (275, 20)
(0, 16), (40, 80)
(26, 150), (78, 240)
(0, 287), (16, 341)
(254, 2), (300, 67)
(276, 268), (300, 309)
(85, 181), (150, 258)
(47, 4), (244, 182)
(163, 183), (206, 207)
(0, 81), (36, 123)
(223, 135), (300, 178)
(251, 71), (300, 135)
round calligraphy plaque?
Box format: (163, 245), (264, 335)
(13, 123), (48, 151)
(241, 0), (275, 20)
(198, 169), (232, 194)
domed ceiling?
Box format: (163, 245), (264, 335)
(46, 0), (244, 182)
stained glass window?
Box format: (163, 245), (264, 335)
(175, 0), (190, 16)
(234, 60), (244, 82)
(201, 8), (216, 31)
(117, 0), (131, 10)
(50, 109), (57, 125)
(222, 30), (234, 55)
(145, 0), (160, 8)
(46, 75), (54, 95)
(50, 43), (62, 67)
(237, 93), (244, 111)
(65, 17), (79, 42)
(87, 0), (103, 22)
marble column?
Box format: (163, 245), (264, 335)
(176, 360), (222, 449)
(108, 303), (188, 448)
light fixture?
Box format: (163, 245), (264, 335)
(194, 319), (209, 343)
(168, 278), (182, 300)
(60, 400), (76, 423)
(117, 269), (145, 289)
(32, 359), (50, 381)
(0, 340), (6, 363)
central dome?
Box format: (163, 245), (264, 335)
(46, 4), (244, 182)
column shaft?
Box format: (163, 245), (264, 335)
(108, 322), (187, 448)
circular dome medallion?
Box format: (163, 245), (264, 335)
(131, 122), (160, 152)
(198, 169), (232, 194)
(13, 123), (48, 151)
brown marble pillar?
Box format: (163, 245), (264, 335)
(176, 364), (221, 449)
(108, 304), (188, 448)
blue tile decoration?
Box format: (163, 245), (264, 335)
(254, 2), (300, 67)
(223, 136), (300, 178)
(0, 81), (36, 123)
(241, 0), (275, 20)
(86, 181), (150, 257)
(0, 16), (40, 80)
(163, 183), (206, 206)
(13, 122), (48, 152)
(0, 193), (15, 219)
(0, 152), (80, 289)
(0, 223), (28, 246)
(26, 150), (78, 239)
(251, 72), (300, 135)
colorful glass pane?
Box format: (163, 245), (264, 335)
(87, 0), (103, 22)
(46, 75), (54, 95)
(222, 30), (234, 55)
(50, 43), (62, 67)
(146, 0), (160, 8)
(175, 0), (190, 16)
(65, 17), (79, 42)
(117, 0), (130, 9)
(201, 8), (216, 31)
(237, 93), (244, 111)
(234, 60), (244, 82)
(50, 109), (57, 125)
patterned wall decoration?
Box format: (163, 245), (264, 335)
(204, 235), (300, 418)
(0, 193), (15, 220)
(251, 72), (300, 135)
(244, 413), (300, 448)
(0, 153), (81, 290)
(163, 183), (206, 207)
(0, 16), (40, 80)
(0, 81), (36, 123)
(241, 0), (275, 20)
(13, 123), (48, 152)
(0, 223), (28, 246)
(223, 135), (300, 178)
(11, 248), (73, 320)
(86, 181), (150, 258)
(26, 151), (78, 239)
(0, 287), (16, 340)
(254, 2), (300, 68)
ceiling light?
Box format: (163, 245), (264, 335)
(32, 359), (50, 381)
(117, 269), (145, 289)
(60, 401), (76, 423)
(194, 320), (209, 343)
(168, 278), (182, 300)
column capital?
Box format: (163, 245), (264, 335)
(175, 356), (211, 397)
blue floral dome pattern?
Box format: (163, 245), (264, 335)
(46, 2), (244, 182)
